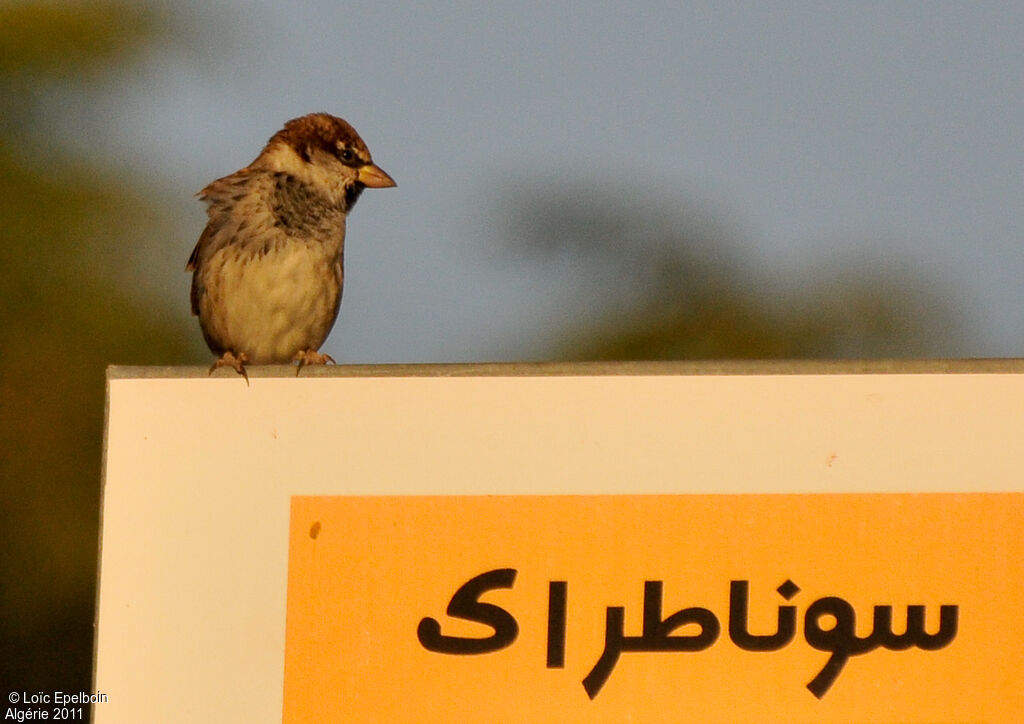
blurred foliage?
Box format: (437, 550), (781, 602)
(0, 3), (154, 76)
(506, 184), (961, 360)
(0, 2), (199, 698)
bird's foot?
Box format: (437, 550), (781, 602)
(209, 350), (249, 385)
(294, 349), (335, 376)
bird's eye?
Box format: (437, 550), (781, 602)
(338, 147), (355, 163)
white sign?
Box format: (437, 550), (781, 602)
(95, 362), (1024, 723)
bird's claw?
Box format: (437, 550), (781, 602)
(209, 351), (249, 385)
(294, 350), (335, 376)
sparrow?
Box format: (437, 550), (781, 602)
(186, 113), (395, 380)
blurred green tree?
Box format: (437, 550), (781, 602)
(0, 2), (200, 697)
(503, 183), (962, 360)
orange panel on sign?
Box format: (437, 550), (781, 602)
(282, 494), (1024, 722)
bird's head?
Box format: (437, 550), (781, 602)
(256, 113), (395, 209)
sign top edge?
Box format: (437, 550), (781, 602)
(107, 358), (1024, 380)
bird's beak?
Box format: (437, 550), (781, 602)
(358, 163), (396, 188)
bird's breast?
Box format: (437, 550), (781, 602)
(198, 232), (344, 364)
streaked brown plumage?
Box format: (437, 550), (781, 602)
(186, 113), (395, 379)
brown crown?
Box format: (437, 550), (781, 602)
(261, 113), (371, 163)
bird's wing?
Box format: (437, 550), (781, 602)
(186, 169), (257, 314)
(186, 169), (288, 316)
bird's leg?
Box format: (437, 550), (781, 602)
(209, 350), (249, 384)
(294, 349), (336, 376)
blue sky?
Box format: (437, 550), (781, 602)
(70, 1), (1024, 360)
